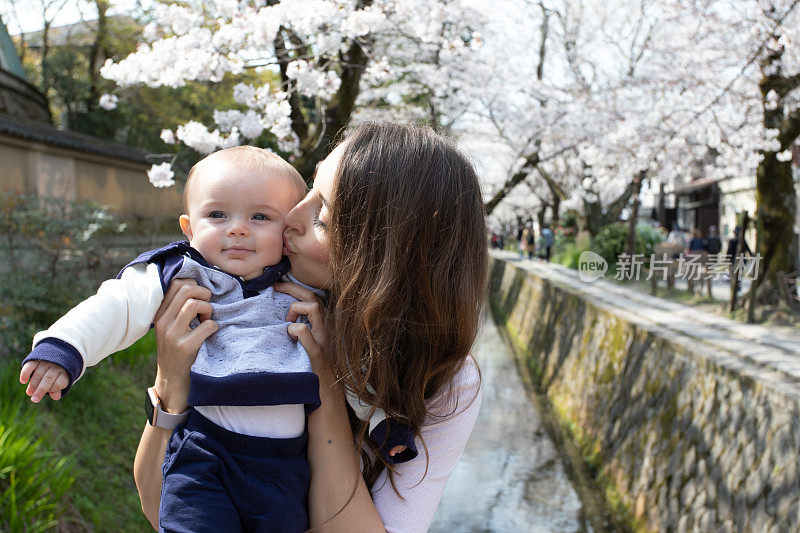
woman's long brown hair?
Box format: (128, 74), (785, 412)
(323, 122), (488, 494)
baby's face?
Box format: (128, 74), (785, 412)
(180, 160), (303, 280)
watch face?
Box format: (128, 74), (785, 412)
(145, 388), (155, 425)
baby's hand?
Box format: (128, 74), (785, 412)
(19, 360), (69, 403)
(388, 445), (408, 458)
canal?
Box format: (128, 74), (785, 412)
(430, 313), (617, 532)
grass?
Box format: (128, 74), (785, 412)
(0, 364), (75, 533)
(1, 331), (158, 531)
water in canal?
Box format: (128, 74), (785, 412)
(429, 313), (616, 532)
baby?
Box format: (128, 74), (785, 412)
(19, 146), (416, 532)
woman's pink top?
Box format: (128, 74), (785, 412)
(370, 357), (482, 532)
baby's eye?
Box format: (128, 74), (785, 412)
(252, 213), (269, 221)
(208, 211), (226, 219)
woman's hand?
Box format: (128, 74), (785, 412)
(273, 281), (333, 383)
(151, 278), (218, 413)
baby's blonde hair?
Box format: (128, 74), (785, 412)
(183, 146), (306, 213)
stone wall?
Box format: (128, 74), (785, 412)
(0, 233), (184, 284)
(489, 256), (800, 532)
(0, 134), (183, 219)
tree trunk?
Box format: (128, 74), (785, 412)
(730, 211), (749, 313)
(625, 171), (645, 256)
(748, 154), (797, 307)
(272, 0), (374, 182)
(291, 37), (370, 182)
(88, 0), (110, 105)
(579, 200), (603, 236)
(578, 177), (639, 237)
(544, 177), (561, 224)
(747, 49), (800, 310)
(41, 21), (50, 86)
(537, 207), (546, 233)
(551, 194), (561, 225)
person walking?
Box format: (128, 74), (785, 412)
(541, 225), (554, 262)
(518, 226), (527, 258)
(703, 225), (722, 297)
(685, 228), (706, 294)
(525, 226), (536, 260)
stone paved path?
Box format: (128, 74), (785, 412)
(492, 251), (800, 385)
(429, 313), (602, 532)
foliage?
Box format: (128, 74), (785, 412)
(0, 363), (75, 533)
(14, 10), (275, 176)
(0, 192), (122, 358)
(591, 224), (628, 266)
(592, 222), (665, 267)
(552, 227), (590, 269)
(635, 223), (667, 258)
(0, 331), (157, 531)
(32, 333), (157, 530)
(559, 211), (579, 233)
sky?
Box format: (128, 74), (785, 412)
(1, 0), (149, 35)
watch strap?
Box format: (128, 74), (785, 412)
(147, 387), (189, 429)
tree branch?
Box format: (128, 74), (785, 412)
(274, 29), (309, 143)
(778, 106), (800, 149)
(485, 149), (542, 215)
(602, 178), (638, 225)
(536, 1), (549, 81)
(535, 166), (567, 199)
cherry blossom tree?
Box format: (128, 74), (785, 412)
(474, 0), (668, 238)
(636, 0), (800, 304)
(100, 0), (484, 182)
(475, 0), (797, 305)
(99, 0), (798, 306)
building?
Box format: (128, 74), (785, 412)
(0, 16), (182, 220)
(657, 147), (800, 266)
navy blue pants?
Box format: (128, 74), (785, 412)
(159, 409), (309, 533)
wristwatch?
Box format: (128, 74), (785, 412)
(145, 387), (189, 429)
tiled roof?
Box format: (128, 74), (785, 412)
(0, 113), (149, 164)
(0, 17), (25, 79)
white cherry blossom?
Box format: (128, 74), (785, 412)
(147, 163), (175, 188)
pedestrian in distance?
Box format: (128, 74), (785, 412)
(525, 226), (536, 260)
(702, 225), (722, 297)
(541, 225), (554, 262)
(685, 228), (706, 295)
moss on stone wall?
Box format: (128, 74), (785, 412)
(488, 257), (800, 532)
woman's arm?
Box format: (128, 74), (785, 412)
(275, 282), (385, 532)
(134, 405), (173, 528)
(133, 280), (218, 529)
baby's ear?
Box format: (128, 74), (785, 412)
(179, 215), (193, 241)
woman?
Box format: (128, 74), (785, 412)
(134, 122), (487, 531)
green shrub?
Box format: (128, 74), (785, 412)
(557, 243), (586, 269)
(0, 194), (157, 531)
(592, 222), (665, 266)
(592, 223), (629, 265)
(636, 223), (665, 257)
(552, 226), (591, 269)
(0, 193), (122, 359)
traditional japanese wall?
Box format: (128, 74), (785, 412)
(489, 256), (800, 531)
